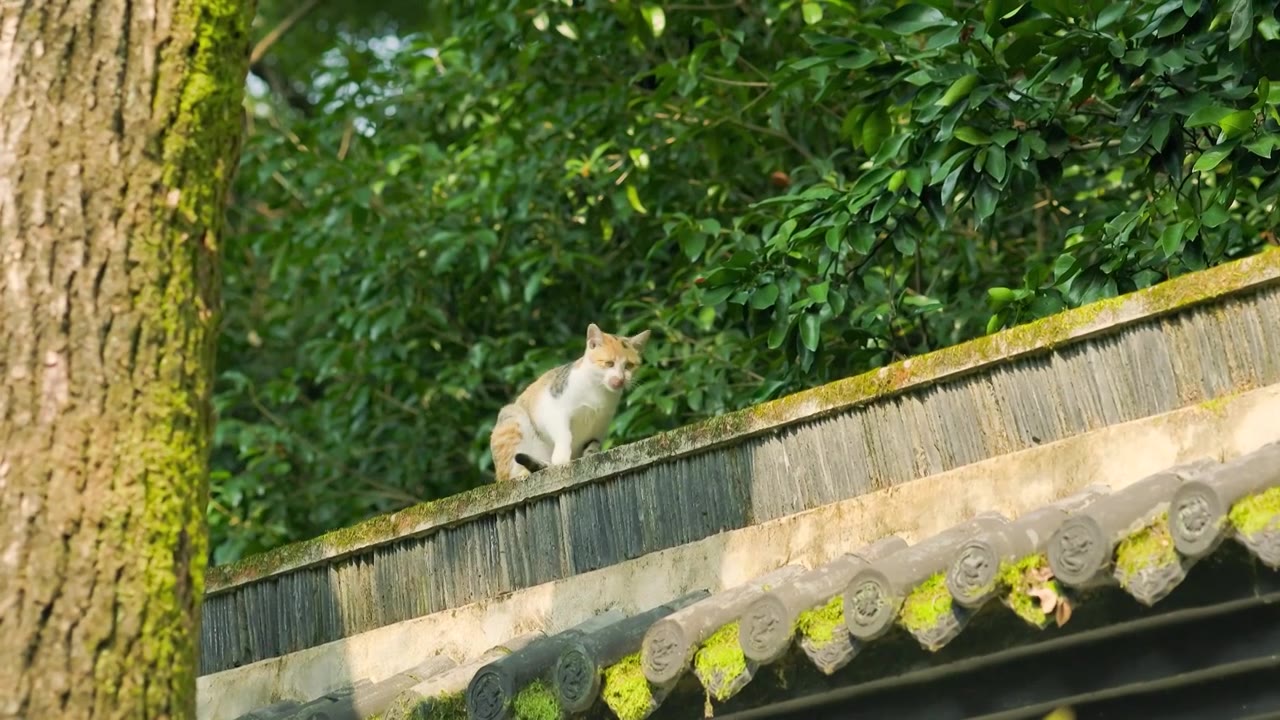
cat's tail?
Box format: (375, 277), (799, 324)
(514, 453), (547, 473)
(490, 404), (543, 481)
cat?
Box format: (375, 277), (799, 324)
(489, 323), (651, 482)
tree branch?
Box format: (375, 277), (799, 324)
(250, 0), (321, 64)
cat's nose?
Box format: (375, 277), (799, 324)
(607, 377), (624, 390)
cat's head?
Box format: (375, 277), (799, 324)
(583, 323), (651, 392)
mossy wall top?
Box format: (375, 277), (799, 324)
(200, 250), (1280, 676)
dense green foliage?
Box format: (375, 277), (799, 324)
(213, 0), (1280, 563)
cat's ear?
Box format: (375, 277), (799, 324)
(627, 329), (651, 353)
(586, 323), (604, 349)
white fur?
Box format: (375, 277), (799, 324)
(531, 361), (624, 466)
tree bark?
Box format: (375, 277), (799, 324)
(0, 0), (253, 717)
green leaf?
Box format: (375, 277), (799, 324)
(1201, 203), (1229, 229)
(1192, 146), (1232, 173)
(1245, 135), (1276, 158)
(1256, 77), (1271, 110)
(1186, 105), (1236, 128)
(871, 132), (912, 165)
(1054, 253), (1081, 283)
(850, 224), (875, 254)
(880, 3), (954, 34)
(701, 286), (735, 306)
(641, 5), (666, 38)
(808, 281), (831, 304)
(625, 184), (648, 214)
(991, 129), (1018, 147)
(767, 319), (790, 349)
(888, 169), (908, 193)
(751, 283), (780, 309)
(1228, 0), (1253, 50)
(921, 189), (948, 229)
(987, 286), (1016, 307)
(1004, 36), (1040, 66)
(906, 167), (926, 196)
(680, 233), (707, 261)
(799, 313), (821, 352)
(828, 288), (847, 316)
(870, 192), (896, 223)
(555, 21), (579, 41)
(699, 218), (722, 236)
(1218, 110), (1256, 139)
(1096, 3), (1127, 30)
(1119, 119), (1152, 155)
(825, 225), (843, 252)
(954, 126), (992, 145)
(802, 2), (824, 25)
(937, 74), (979, 107)
(984, 145), (1008, 182)
(1159, 221), (1188, 258)
(523, 268), (547, 303)
(925, 25), (964, 50)
(861, 109), (892, 156)
(720, 40), (740, 65)
(973, 180), (999, 226)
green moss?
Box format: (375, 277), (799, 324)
(206, 478), (522, 590)
(511, 680), (562, 720)
(692, 622), (748, 701)
(897, 573), (953, 632)
(795, 595), (844, 645)
(420, 691), (467, 720)
(602, 653), (655, 720)
(1198, 394), (1235, 417)
(120, 0), (259, 712)
(1114, 513), (1178, 587)
(1228, 486), (1280, 537)
(998, 555), (1058, 626)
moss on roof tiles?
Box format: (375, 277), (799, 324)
(796, 595), (844, 646)
(999, 554), (1060, 627)
(205, 479), (520, 591)
(693, 622), (749, 702)
(601, 653), (655, 720)
(412, 691), (466, 720)
(898, 573), (953, 634)
(511, 680), (561, 720)
(1228, 486), (1280, 537)
(1114, 512), (1179, 589)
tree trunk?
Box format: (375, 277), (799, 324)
(0, 0), (253, 717)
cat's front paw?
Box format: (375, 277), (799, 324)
(582, 440), (601, 456)
(551, 445), (573, 466)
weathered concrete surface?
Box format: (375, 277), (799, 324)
(205, 250), (1280, 595)
(197, 382), (1280, 720)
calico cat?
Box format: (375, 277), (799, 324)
(489, 323), (651, 481)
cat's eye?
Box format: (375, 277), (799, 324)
(625, 362), (636, 370)
(604, 360), (615, 368)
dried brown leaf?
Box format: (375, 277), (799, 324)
(1027, 586), (1059, 613)
(1026, 565), (1054, 583)
(1055, 596), (1074, 627)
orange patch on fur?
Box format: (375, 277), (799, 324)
(489, 417), (526, 482)
(587, 334), (642, 368)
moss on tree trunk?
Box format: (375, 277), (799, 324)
(0, 0), (253, 717)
